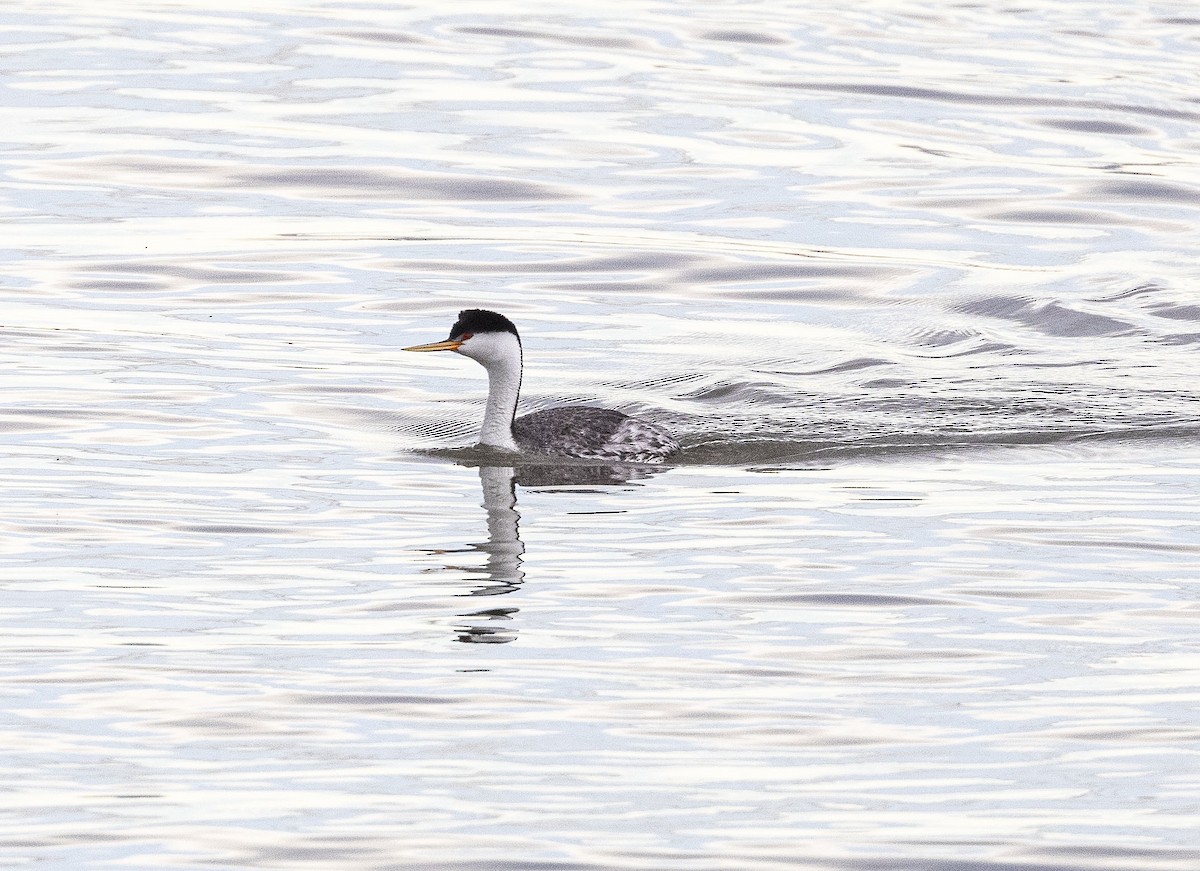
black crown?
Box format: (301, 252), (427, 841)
(449, 309), (520, 341)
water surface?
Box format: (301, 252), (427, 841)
(2, 2), (1199, 869)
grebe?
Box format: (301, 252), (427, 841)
(404, 309), (680, 463)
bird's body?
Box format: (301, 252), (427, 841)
(404, 309), (679, 463)
(513, 406), (679, 464)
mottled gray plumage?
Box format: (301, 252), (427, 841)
(513, 406), (680, 463)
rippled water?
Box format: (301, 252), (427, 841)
(3, 2), (1200, 869)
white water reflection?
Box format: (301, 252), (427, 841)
(9, 443), (1198, 870)
(3, 1), (1200, 870)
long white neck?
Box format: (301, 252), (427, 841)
(472, 336), (522, 451)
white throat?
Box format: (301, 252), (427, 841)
(458, 332), (522, 452)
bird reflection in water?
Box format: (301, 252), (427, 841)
(454, 464), (523, 644)
(450, 459), (665, 644)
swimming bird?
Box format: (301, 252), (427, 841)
(404, 309), (680, 463)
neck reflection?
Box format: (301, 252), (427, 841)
(450, 460), (669, 645)
(455, 464), (524, 644)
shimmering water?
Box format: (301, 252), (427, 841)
(3, 2), (1199, 869)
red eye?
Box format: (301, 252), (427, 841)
(460, 332), (473, 340)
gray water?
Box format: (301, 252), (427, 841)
(3, 2), (1200, 869)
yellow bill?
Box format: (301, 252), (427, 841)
(403, 339), (463, 352)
